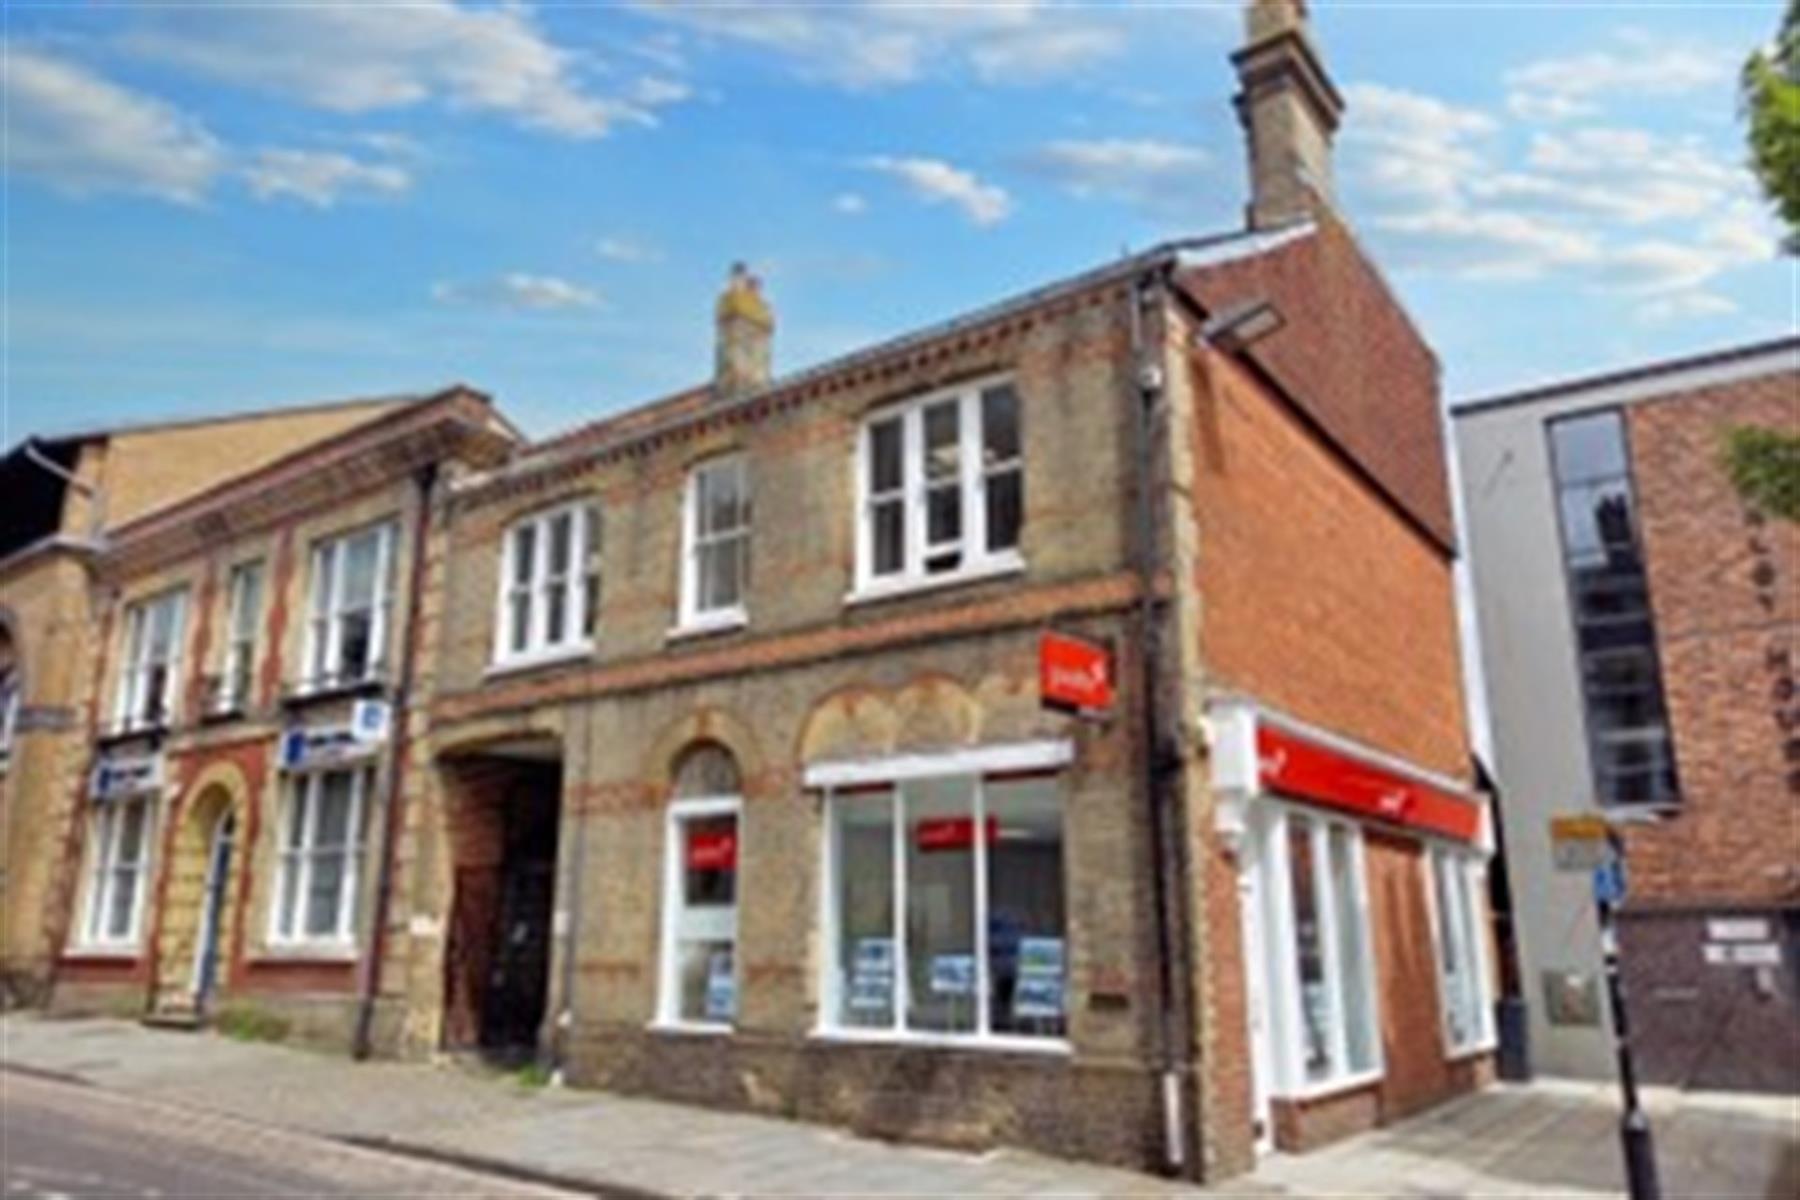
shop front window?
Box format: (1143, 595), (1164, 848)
(1430, 845), (1494, 1054)
(1258, 806), (1380, 1092)
(823, 766), (1066, 1045)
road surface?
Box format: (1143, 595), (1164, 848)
(0, 1069), (580, 1198)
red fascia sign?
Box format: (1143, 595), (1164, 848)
(916, 816), (998, 852)
(1040, 631), (1115, 718)
(1256, 725), (1481, 843)
(687, 829), (738, 872)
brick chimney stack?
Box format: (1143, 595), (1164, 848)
(1233, 0), (1345, 230)
(714, 262), (773, 398)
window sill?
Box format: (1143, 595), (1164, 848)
(282, 675), (388, 707)
(487, 643), (594, 678)
(845, 553), (1026, 608)
(1272, 1067), (1385, 1104)
(200, 704), (248, 726)
(256, 943), (360, 964)
(1444, 1038), (1497, 1063)
(647, 1019), (734, 1037)
(63, 944), (142, 961)
(96, 722), (170, 747)
(1598, 801), (1682, 822)
(808, 1027), (1072, 1056)
(666, 609), (749, 642)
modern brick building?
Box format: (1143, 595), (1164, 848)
(16, 1), (1498, 1180)
(1455, 337), (1800, 1092)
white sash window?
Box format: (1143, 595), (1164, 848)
(305, 522), (394, 690)
(81, 794), (155, 948)
(494, 501), (600, 666)
(677, 458), (750, 632)
(115, 589), (187, 733)
(270, 767), (370, 946)
(218, 560), (264, 712)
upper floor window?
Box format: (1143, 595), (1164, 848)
(856, 378), (1023, 595)
(1547, 411), (1679, 807)
(305, 522), (395, 691)
(678, 457), (750, 631)
(115, 588), (187, 733)
(496, 501), (600, 666)
(216, 560), (265, 713)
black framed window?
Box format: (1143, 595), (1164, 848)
(1548, 410), (1679, 806)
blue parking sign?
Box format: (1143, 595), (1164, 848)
(1592, 859), (1628, 906)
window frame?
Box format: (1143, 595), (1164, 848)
(491, 500), (601, 670)
(1544, 408), (1681, 810)
(114, 588), (188, 733)
(1253, 803), (1384, 1099)
(267, 766), (371, 950)
(77, 793), (156, 952)
(1425, 843), (1497, 1057)
(302, 521), (396, 693)
(851, 374), (1026, 601)
(655, 794), (743, 1033)
(675, 456), (751, 635)
(0, 667), (19, 762)
(217, 559), (265, 713)
(815, 760), (1072, 1055)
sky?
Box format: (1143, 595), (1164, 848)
(4, 1), (1796, 445)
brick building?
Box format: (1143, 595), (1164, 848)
(0, 392), (429, 1005)
(385, 0), (1490, 1178)
(1455, 337), (1800, 1092)
(28, 390), (515, 1040)
(17, 0), (1497, 1180)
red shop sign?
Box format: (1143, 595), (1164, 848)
(1256, 725), (1481, 843)
(916, 816), (998, 852)
(687, 829), (738, 871)
(1040, 631), (1115, 718)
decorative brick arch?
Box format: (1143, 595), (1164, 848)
(642, 708), (766, 803)
(151, 760), (250, 1008)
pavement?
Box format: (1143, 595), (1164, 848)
(2, 1013), (1795, 1198)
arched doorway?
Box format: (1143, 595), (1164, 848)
(151, 779), (242, 1020)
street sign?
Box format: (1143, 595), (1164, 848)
(1551, 813), (1614, 871)
(1592, 859), (1628, 907)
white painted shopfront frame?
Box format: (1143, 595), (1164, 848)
(809, 739), (1073, 1054)
(654, 794), (743, 1034)
(1246, 800), (1385, 1101)
(1422, 840), (1498, 1058)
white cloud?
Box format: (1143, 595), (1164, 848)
(1019, 138), (1210, 218)
(1504, 31), (1734, 122)
(1635, 291), (1738, 324)
(2, 44), (225, 203)
(635, 0), (1126, 89)
(858, 155), (1012, 226)
(1342, 76), (1778, 313)
(833, 192), (868, 215)
(121, 2), (687, 138)
(595, 236), (661, 263)
(432, 273), (599, 310)
(243, 148), (410, 207)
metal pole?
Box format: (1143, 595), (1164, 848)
(1597, 833), (1660, 1200)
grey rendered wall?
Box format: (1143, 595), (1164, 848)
(1454, 398), (1616, 1082)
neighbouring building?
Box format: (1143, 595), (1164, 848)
(37, 388), (516, 1041)
(1455, 336), (1800, 1092)
(387, 0), (1493, 1178)
(1, 391), (428, 1006)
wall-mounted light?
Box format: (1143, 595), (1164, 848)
(1199, 299), (1285, 355)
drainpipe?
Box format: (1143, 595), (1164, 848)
(1128, 268), (1199, 1177)
(353, 461), (438, 1060)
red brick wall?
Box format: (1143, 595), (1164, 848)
(1187, 348), (1470, 779)
(1624, 372), (1800, 906)
(1364, 831), (1454, 1117)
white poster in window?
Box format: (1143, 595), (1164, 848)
(1013, 936), (1066, 1020)
(849, 937), (895, 1012)
(929, 953), (975, 996)
(704, 949), (736, 1020)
